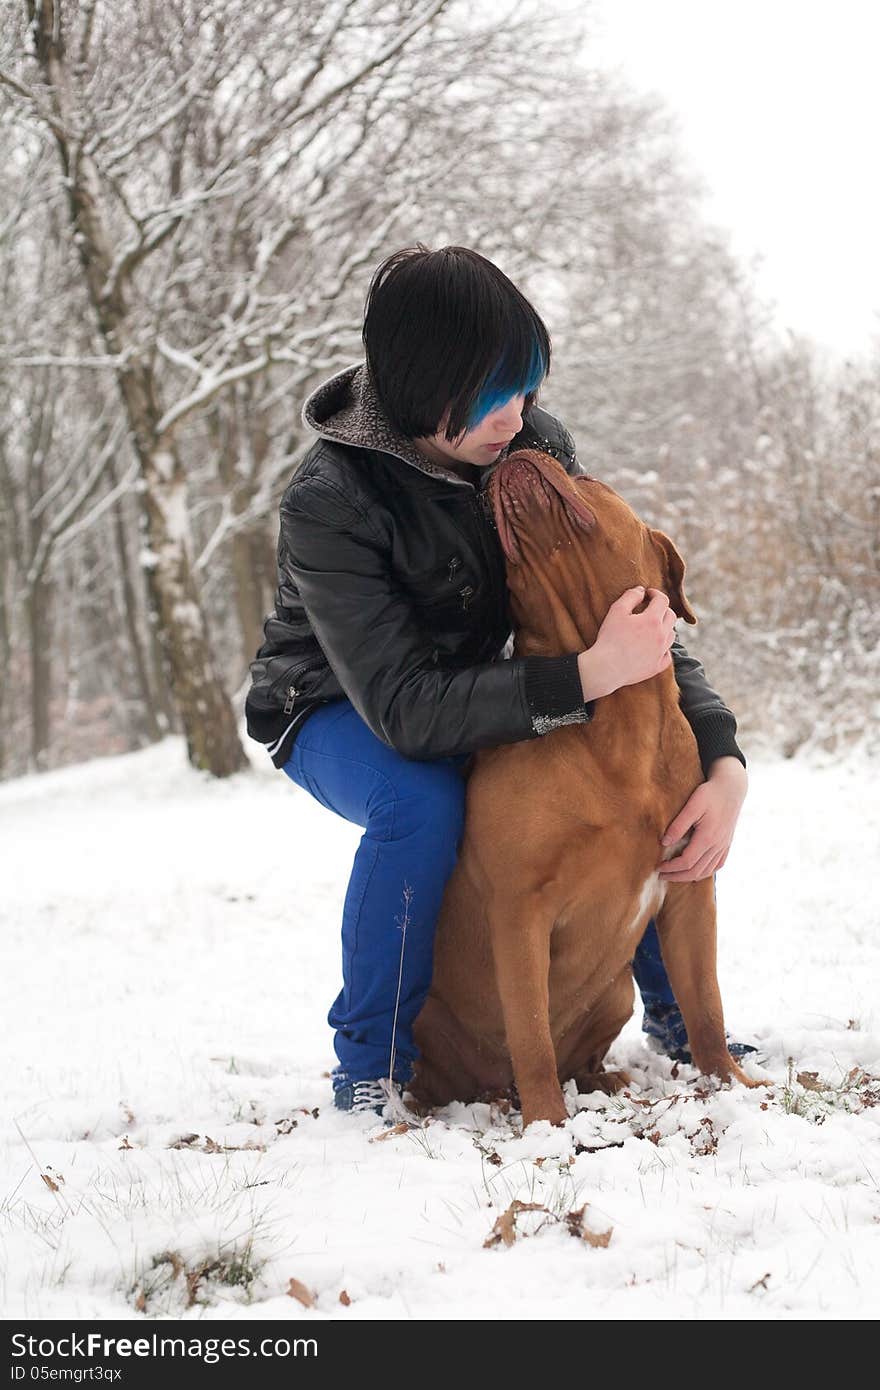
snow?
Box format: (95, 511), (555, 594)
(1, 737), (878, 1321)
(154, 473), (191, 547)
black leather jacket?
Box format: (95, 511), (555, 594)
(245, 361), (744, 773)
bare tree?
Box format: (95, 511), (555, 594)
(4, 0), (872, 778)
(1, 0), (600, 773)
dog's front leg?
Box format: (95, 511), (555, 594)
(654, 877), (762, 1088)
(487, 893), (568, 1128)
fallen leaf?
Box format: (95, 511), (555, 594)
(564, 1205), (587, 1236)
(564, 1204), (613, 1247)
(186, 1266), (208, 1306)
(484, 1200), (546, 1249)
(134, 1288), (146, 1313)
(796, 1072), (825, 1092)
(370, 1122), (410, 1142)
(169, 1133), (200, 1149)
(339, 1289), (351, 1306)
(287, 1278), (315, 1308)
(582, 1224), (613, 1249)
(153, 1251), (184, 1281)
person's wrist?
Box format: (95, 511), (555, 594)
(577, 646), (615, 702)
(708, 755), (748, 791)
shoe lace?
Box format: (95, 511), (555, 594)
(351, 1079), (395, 1111)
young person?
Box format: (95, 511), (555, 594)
(246, 244), (755, 1117)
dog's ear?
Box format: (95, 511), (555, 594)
(650, 528), (697, 624)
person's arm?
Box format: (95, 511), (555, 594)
(553, 412), (748, 879)
(658, 753), (748, 880)
(555, 416), (745, 778)
(280, 473), (594, 760)
(668, 638), (746, 776)
(657, 626), (749, 882)
(572, 584), (748, 881)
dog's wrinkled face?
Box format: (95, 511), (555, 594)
(488, 449), (696, 647)
(489, 449), (597, 564)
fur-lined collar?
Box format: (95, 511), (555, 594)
(300, 360), (513, 491)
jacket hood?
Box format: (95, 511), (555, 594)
(300, 360), (513, 490)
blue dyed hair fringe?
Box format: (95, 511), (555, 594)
(466, 338), (548, 429)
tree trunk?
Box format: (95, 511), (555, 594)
(230, 526), (275, 670)
(146, 601), (179, 735)
(26, 579), (51, 771)
(31, 2), (246, 775)
(0, 543), (10, 777)
(110, 471), (163, 743)
(213, 390), (276, 672)
(141, 444), (247, 774)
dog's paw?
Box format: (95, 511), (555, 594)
(573, 1068), (632, 1096)
(712, 1057), (769, 1089)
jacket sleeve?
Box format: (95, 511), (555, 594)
(280, 474), (594, 760)
(669, 639), (745, 775)
(556, 419), (746, 777)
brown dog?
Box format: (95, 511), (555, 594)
(408, 449), (759, 1129)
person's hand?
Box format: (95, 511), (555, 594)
(578, 586), (677, 701)
(658, 757), (748, 881)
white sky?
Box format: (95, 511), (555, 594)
(584, 0), (880, 361)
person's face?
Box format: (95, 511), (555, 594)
(416, 394), (527, 468)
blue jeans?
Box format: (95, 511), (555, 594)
(282, 697), (675, 1090)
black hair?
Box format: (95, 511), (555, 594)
(362, 243), (551, 442)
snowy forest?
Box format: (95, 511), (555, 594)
(1, 0), (878, 779)
(2, 0), (879, 1328)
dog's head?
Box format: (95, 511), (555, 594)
(488, 450), (696, 649)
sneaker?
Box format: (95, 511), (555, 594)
(333, 1077), (404, 1117)
(642, 1003), (759, 1066)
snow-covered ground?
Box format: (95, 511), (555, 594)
(2, 734), (878, 1321)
